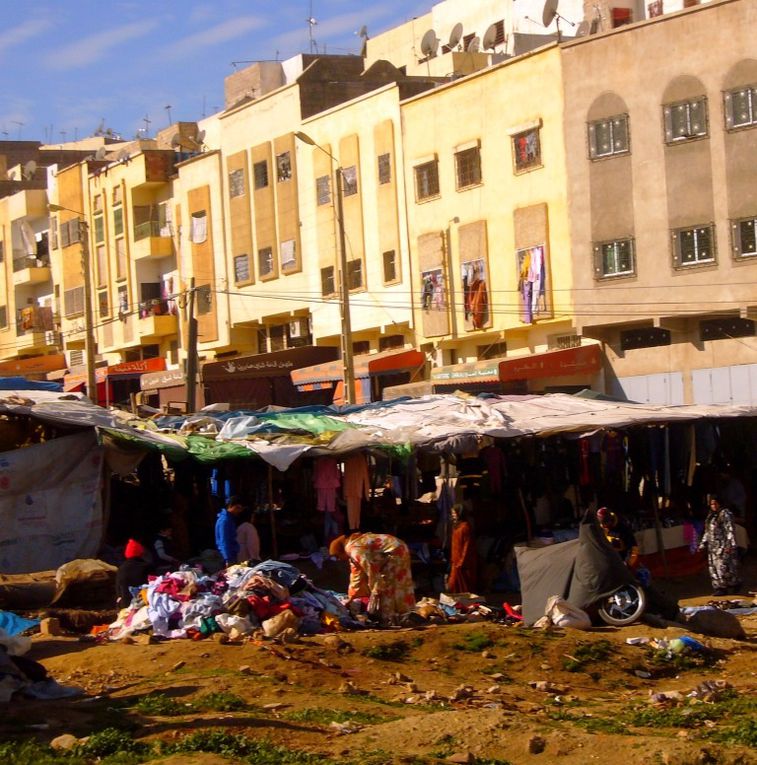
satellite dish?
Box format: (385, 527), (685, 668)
(171, 134), (182, 148)
(420, 28), (439, 58)
(117, 149), (129, 162)
(482, 23), (499, 50)
(95, 146), (107, 161)
(575, 20), (591, 37)
(542, 0), (559, 27)
(22, 160), (37, 180)
(466, 36), (480, 53)
(448, 22), (463, 49)
(589, 15), (601, 34)
(357, 25), (368, 38)
(195, 129), (206, 145)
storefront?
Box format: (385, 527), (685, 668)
(202, 346), (339, 409)
(291, 348), (426, 405)
(414, 345), (604, 397)
(0, 353), (68, 382)
(139, 368), (197, 413)
(64, 357), (167, 407)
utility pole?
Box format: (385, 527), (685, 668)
(335, 167), (355, 405)
(79, 220), (98, 403)
(185, 278), (198, 413)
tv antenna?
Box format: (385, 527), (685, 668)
(22, 160), (37, 180)
(420, 28), (439, 59)
(307, 0), (318, 53)
(448, 22), (463, 50)
(482, 22), (500, 51)
(356, 24), (368, 56)
(1, 125), (8, 139)
(541, 0), (576, 41)
(165, 105), (173, 126)
(142, 114), (151, 137)
(11, 120), (24, 139)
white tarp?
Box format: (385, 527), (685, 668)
(0, 431), (104, 574)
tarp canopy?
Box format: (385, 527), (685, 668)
(0, 377), (63, 392)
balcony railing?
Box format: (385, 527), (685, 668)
(13, 255), (50, 272)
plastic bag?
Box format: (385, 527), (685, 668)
(262, 609), (301, 638)
(544, 595), (591, 630)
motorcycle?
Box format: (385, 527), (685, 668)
(515, 510), (646, 627)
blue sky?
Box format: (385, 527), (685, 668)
(0, 1), (428, 144)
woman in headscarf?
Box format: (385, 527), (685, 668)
(447, 504), (478, 593)
(698, 495), (741, 596)
(329, 532), (415, 623)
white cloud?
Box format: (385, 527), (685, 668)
(46, 20), (158, 70)
(0, 18), (51, 57)
(161, 16), (267, 60)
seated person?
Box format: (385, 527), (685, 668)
(116, 539), (151, 608)
(597, 507), (639, 568)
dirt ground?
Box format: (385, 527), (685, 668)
(2, 562), (757, 765)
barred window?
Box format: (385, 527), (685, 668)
(588, 114), (630, 159)
(316, 175), (331, 205)
(724, 85), (757, 130)
(276, 152), (291, 182)
(414, 160), (440, 201)
(229, 168), (245, 197)
(672, 224), (715, 267)
(321, 266), (335, 296)
(593, 238), (635, 278)
(234, 254), (251, 283)
(383, 249), (398, 283)
(342, 166), (358, 197)
(347, 259), (363, 290)
(512, 128), (541, 172)
(253, 160), (269, 189)
(731, 216), (757, 260)
(455, 146), (482, 189)
(663, 97), (708, 143)
(377, 153), (391, 184)
(258, 247), (274, 277)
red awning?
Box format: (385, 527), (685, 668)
(291, 348), (424, 387)
(498, 345), (602, 381)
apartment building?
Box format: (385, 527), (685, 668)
(563, 0), (757, 404)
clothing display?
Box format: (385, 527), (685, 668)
(343, 453), (371, 530)
(313, 457), (340, 513)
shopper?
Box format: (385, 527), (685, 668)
(215, 496), (244, 567)
(329, 532), (416, 623)
(698, 495), (741, 596)
(447, 504), (478, 593)
(236, 507), (261, 564)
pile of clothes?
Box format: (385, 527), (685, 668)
(107, 560), (360, 641)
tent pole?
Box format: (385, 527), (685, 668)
(268, 465), (278, 559)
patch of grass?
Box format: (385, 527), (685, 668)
(132, 692), (185, 716)
(284, 707), (388, 726)
(362, 639), (415, 662)
(548, 710), (629, 735)
(162, 729), (335, 764)
(451, 630), (494, 652)
(639, 646), (719, 677)
(429, 732), (457, 758)
(74, 728), (147, 759)
(194, 690), (248, 712)
(709, 717), (757, 748)
(562, 639), (614, 672)
(0, 741), (64, 765)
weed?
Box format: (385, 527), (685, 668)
(284, 708), (388, 726)
(430, 732), (457, 757)
(163, 729), (335, 764)
(562, 639), (614, 672)
(452, 630), (494, 652)
(710, 717), (757, 748)
(132, 692), (185, 716)
(194, 690), (248, 712)
(74, 728), (147, 759)
(362, 639), (415, 661)
(548, 710), (629, 735)
(0, 740), (64, 765)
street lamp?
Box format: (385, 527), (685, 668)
(48, 203), (97, 403)
(294, 131), (356, 405)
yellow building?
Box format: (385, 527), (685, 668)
(399, 43), (600, 396)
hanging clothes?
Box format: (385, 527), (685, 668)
(343, 453), (371, 530)
(481, 446), (507, 496)
(469, 278), (488, 329)
(313, 457), (340, 513)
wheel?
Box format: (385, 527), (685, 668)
(597, 584), (646, 626)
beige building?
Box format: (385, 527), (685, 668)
(399, 43), (602, 396)
(563, 0), (757, 404)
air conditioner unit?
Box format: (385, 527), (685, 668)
(289, 318), (309, 339)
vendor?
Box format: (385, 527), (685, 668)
(597, 507), (639, 568)
(329, 532), (416, 624)
(116, 539), (151, 608)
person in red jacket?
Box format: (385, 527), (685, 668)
(447, 504), (478, 593)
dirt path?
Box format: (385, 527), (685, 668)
(2, 608), (756, 765)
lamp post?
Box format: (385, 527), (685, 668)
(48, 204), (97, 403)
(294, 131), (356, 405)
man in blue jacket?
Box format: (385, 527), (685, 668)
(215, 496), (244, 567)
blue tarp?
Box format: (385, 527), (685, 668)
(0, 376), (62, 392)
(0, 610), (39, 635)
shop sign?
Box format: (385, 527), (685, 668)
(140, 368), (185, 390)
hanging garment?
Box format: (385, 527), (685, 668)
(313, 457), (340, 514)
(469, 279), (488, 329)
(343, 453), (370, 530)
(481, 446), (507, 496)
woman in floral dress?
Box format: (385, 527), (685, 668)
(698, 495), (741, 595)
(329, 532), (416, 622)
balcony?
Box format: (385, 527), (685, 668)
(15, 306), (59, 353)
(138, 299), (178, 339)
(132, 220), (173, 260)
(13, 254), (51, 286)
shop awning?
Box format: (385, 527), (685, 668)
(64, 358), (167, 392)
(291, 348), (424, 387)
(498, 344), (601, 381)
